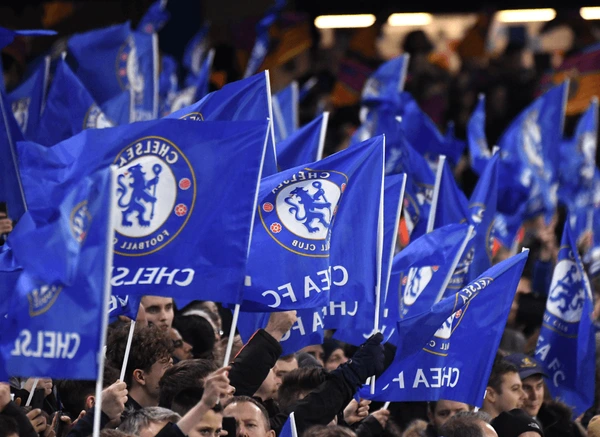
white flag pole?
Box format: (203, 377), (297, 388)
(434, 225), (474, 303)
(427, 155), (446, 233)
(25, 379), (38, 407)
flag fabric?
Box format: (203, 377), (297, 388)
(432, 158), (469, 230)
(276, 112), (328, 171)
(535, 220), (596, 416)
(0, 89), (27, 222)
(273, 81), (299, 143)
(159, 54), (179, 112)
(467, 94), (491, 176)
(192, 48), (215, 103)
(240, 135), (385, 312)
(35, 56), (114, 146)
(108, 294), (141, 324)
(361, 250), (529, 405)
(17, 119), (270, 305)
(0, 166), (114, 380)
(183, 22), (211, 85)
(8, 56), (49, 137)
(136, 0), (170, 34)
(0, 27), (56, 51)
(361, 54), (409, 111)
(101, 89), (134, 125)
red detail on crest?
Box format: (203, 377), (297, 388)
(455, 309), (463, 318)
(78, 232), (86, 242)
(333, 206), (338, 215)
(179, 178), (191, 190)
(401, 277), (408, 285)
(144, 24), (154, 33)
(341, 183), (347, 192)
(263, 202), (274, 213)
(121, 53), (128, 61)
(270, 223), (282, 233)
(119, 69), (126, 76)
(432, 266), (439, 272)
(175, 204), (188, 217)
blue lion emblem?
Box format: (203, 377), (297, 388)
(548, 264), (585, 316)
(285, 181), (332, 233)
(117, 163), (162, 227)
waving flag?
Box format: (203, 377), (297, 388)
(36, 56), (114, 146)
(0, 167), (114, 380)
(241, 135), (384, 312)
(361, 250), (529, 405)
(535, 220), (595, 416)
(432, 158), (469, 230)
(183, 22), (211, 86)
(18, 119), (269, 305)
(276, 112), (328, 170)
(273, 81), (299, 143)
(159, 54), (179, 112)
(8, 56), (49, 137)
(101, 89), (134, 125)
(467, 94), (491, 176)
(361, 54), (409, 110)
(108, 294), (141, 324)
(136, 0), (170, 34)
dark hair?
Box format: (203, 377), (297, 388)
(438, 411), (491, 437)
(302, 425), (356, 437)
(487, 357), (520, 394)
(158, 358), (218, 409)
(105, 322), (173, 387)
(279, 354), (296, 362)
(278, 367), (328, 412)
(173, 314), (216, 359)
(55, 365), (120, 418)
(0, 416), (18, 437)
(170, 386), (223, 416)
(223, 395), (271, 431)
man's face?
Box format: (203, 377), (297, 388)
(494, 372), (526, 414)
(188, 409), (223, 437)
(274, 357), (298, 383)
(429, 400), (470, 430)
(142, 296), (174, 330)
(143, 357), (173, 399)
(224, 401), (274, 437)
(169, 328), (193, 361)
(300, 345), (324, 366)
(254, 368), (279, 402)
(521, 375), (545, 417)
(324, 349), (348, 371)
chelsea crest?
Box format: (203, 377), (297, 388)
(113, 136), (196, 256)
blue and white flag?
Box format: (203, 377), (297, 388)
(136, 0), (170, 34)
(192, 48), (215, 102)
(36, 56), (114, 146)
(101, 89), (134, 126)
(183, 22), (211, 86)
(0, 167), (114, 380)
(8, 56), (49, 137)
(277, 112), (328, 171)
(361, 54), (409, 106)
(467, 94), (491, 176)
(432, 158), (469, 230)
(535, 220), (595, 416)
(18, 119), (270, 305)
(108, 294), (141, 324)
(279, 412), (298, 437)
(273, 81), (299, 143)
(159, 54), (179, 111)
(333, 173), (405, 345)
(67, 22), (158, 121)
(361, 250), (529, 405)
(0, 89), (27, 222)
(241, 135), (385, 312)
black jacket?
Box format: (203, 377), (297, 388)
(1, 401), (38, 437)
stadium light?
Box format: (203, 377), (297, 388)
(314, 14), (376, 29)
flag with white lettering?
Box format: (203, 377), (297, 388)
(17, 119), (269, 305)
(240, 135), (385, 312)
(0, 166), (114, 379)
(273, 81), (299, 143)
(108, 294), (141, 324)
(35, 56), (114, 146)
(277, 112), (328, 171)
(361, 250), (529, 405)
(534, 220), (595, 416)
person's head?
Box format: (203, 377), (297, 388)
(254, 367), (279, 402)
(274, 354), (298, 383)
(173, 314), (216, 359)
(170, 327), (194, 362)
(503, 354), (548, 417)
(302, 425), (357, 437)
(299, 345), (324, 367)
(483, 358), (526, 418)
(223, 395), (275, 437)
(277, 367), (328, 412)
(106, 323), (173, 405)
(322, 338), (348, 371)
(0, 416), (19, 437)
(158, 358), (219, 409)
(141, 296), (175, 330)
(428, 400), (472, 431)
(171, 386), (224, 437)
(180, 300), (223, 336)
(490, 409), (544, 437)
(118, 407), (181, 437)
(439, 411), (497, 437)
(100, 430), (135, 437)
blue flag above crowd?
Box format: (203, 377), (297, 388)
(535, 220), (595, 416)
(17, 118), (270, 305)
(362, 250), (529, 405)
(273, 81), (299, 143)
(182, 22), (211, 86)
(136, 0), (170, 34)
(361, 54), (409, 107)
(276, 112), (328, 171)
(241, 135), (384, 312)
(0, 167), (114, 380)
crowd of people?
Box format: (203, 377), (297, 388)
(2, 2), (600, 437)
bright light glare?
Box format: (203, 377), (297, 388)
(496, 8), (556, 23)
(387, 13), (433, 26)
(314, 14), (376, 29)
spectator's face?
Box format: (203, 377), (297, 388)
(224, 401), (274, 437)
(274, 357), (298, 383)
(169, 328), (193, 361)
(142, 296), (174, 330)
(300, 345), (324, 366)
(189, 409), (223, 437)
(141, 356), (173, 399)
(324, 349), (348, 371)
(493, 372), (526, 414)
(139, 420), (170, 437)
(521, 375), (544, 417)
(429, 400), (470, 430)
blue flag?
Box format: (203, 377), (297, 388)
(467, 94), (491, 176)
(108, 294), (141, 324)
(101, 89), (134, 125)
(183, 22), (211, 86)
(361, 250), (529, 405)
(8, 56), (49, 137)
(136, 0), (170, 34)
(18, 119), (270, 305)
(432, 158), (469, 230)
(159, 54), (179, 111)
(36, 56), (114, 146)
(534, 221), (596, 416)
(273, 81), (299, 143)
(279, 412), (298, 437)
(0, 90), (27, 222)
(0, 167), (114, 380)
(361, 54), (409, 106)
(276, 112), (328, 171)
(193, 48), (215, 102)
(240, 135), (385, 312)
